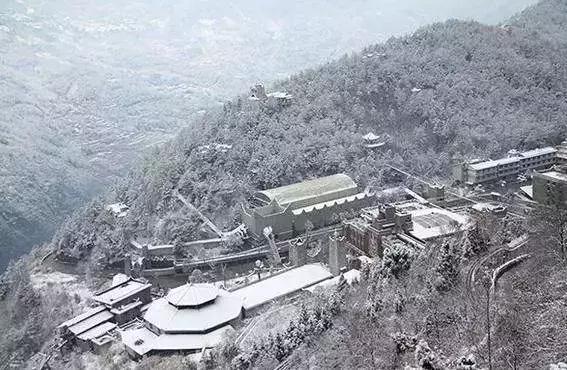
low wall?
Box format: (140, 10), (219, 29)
(182, 238), (223, 250)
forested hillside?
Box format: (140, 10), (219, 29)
(52, 0), (567, 269)
(1, 0), (536, 271)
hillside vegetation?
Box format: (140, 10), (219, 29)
(53, 0), (567, 269)
(1, 0), (536, 270)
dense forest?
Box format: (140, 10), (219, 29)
(52, 0), (567, 271)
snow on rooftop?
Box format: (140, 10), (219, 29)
(144, 290), (242, 333)
(166, 283), (219, 307)
(304, 269), (361, 293)
(231, 263), (333, 310)
(68, 309), (113, 336)
(409, 207), (470, 241)
(469, 147), (557, 171)
(94, 279), (151, 306)
(121, 325), (234, 356)
(77, 321), (117, 341)
(112, 274), (129, 287)
(58, 305), (107, 329)
(539, 171), (567, 182)
(471, 203), (503, 212)
(363, 132), (380, 141)
(106, 203), (129, 217)
(520, 185), (533, 199)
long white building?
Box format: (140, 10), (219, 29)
(452, 147), (557, 185)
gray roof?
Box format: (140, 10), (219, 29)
(121, 325), (234, 356)
(537, 171), (567, 182)
(144, 289), (242, 333)
(58, 305), (107, 329)
(77, 322), (117, 341)
(68, 309), (113, 336)
(166, 283), (219, 308)
(469, 147), (557, 171)
(94, 278), (151, 306)
(255, 174), (358, 209)
(231, 264), (332, 310)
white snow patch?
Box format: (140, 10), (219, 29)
(232, 263), (332, 310)
(31, 271), (93, 303)
(112, 273), (129, 287)
(304, 269), (361, 293)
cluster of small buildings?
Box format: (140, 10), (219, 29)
(58, 259), (340, 360)
(242, 174), (470, 258)
(58, 172), (480, 364)
(58, 277), (152, 353)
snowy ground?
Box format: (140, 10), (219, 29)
(30, 270), (93, 306)
(238, 296), (301, 350)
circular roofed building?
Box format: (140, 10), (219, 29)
(144, 283), (243, 335)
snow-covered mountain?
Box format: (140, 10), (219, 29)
(0, 0), (538, 269)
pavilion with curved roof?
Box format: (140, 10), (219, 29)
(120, 283), (243, 358)
(145, 283), (243, 334)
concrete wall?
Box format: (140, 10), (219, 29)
(533, 174), (567, 208)
(293, 195), (373, 235)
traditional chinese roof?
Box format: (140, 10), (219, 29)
(145, 285), (242, 334)
(166, 283), (219, 308)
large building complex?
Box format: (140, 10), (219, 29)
(241, 174), (374, 242)
(453, 147), (557, 186)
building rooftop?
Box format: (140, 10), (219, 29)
(468, 147), (557, 171)
(520, 185), (534, 199)
(471, 203), (504, 212)
(68, 309), (113, 336)
(408, 207), (469, 241)
(58, 305), (107, 330)
(254, 174), (358, 209)
(363, 132), (380, 141)
(77, 321), (117, 341)
(538, 171), (567, 182)
(144, 289), (242, 333)
(166, 283), (220, 308)
(93, 278), (151, 307)
(231, 263), (332, 310)
(121, 325), (234, 356)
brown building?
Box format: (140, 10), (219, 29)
(343, 204), (413, 257)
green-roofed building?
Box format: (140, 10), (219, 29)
(241, 174), (374, 242)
